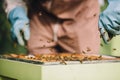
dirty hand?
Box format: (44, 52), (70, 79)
(8, 6), (30, 46)
(99, 0), (120, 44)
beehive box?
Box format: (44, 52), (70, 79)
(0, 58), (120, 80)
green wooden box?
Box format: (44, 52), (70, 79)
(0, 59), (120, 80)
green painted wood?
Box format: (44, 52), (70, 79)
(100, 35), (120, 56)
(0, 59), (120, 80)
(0, 59), (42, 80)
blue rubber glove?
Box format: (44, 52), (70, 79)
(99, 0), (120, 44)
(8, 6), (30, 46)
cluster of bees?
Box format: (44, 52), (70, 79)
(1, 53), (105, 64)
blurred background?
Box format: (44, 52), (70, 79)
(0, 1), (27, 54)
(0, 0), (120, 56)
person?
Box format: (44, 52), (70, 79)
(3, 0), (120, 55)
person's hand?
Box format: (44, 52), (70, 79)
(99, 0), (120, 44)
(8, 6), (30, 46)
